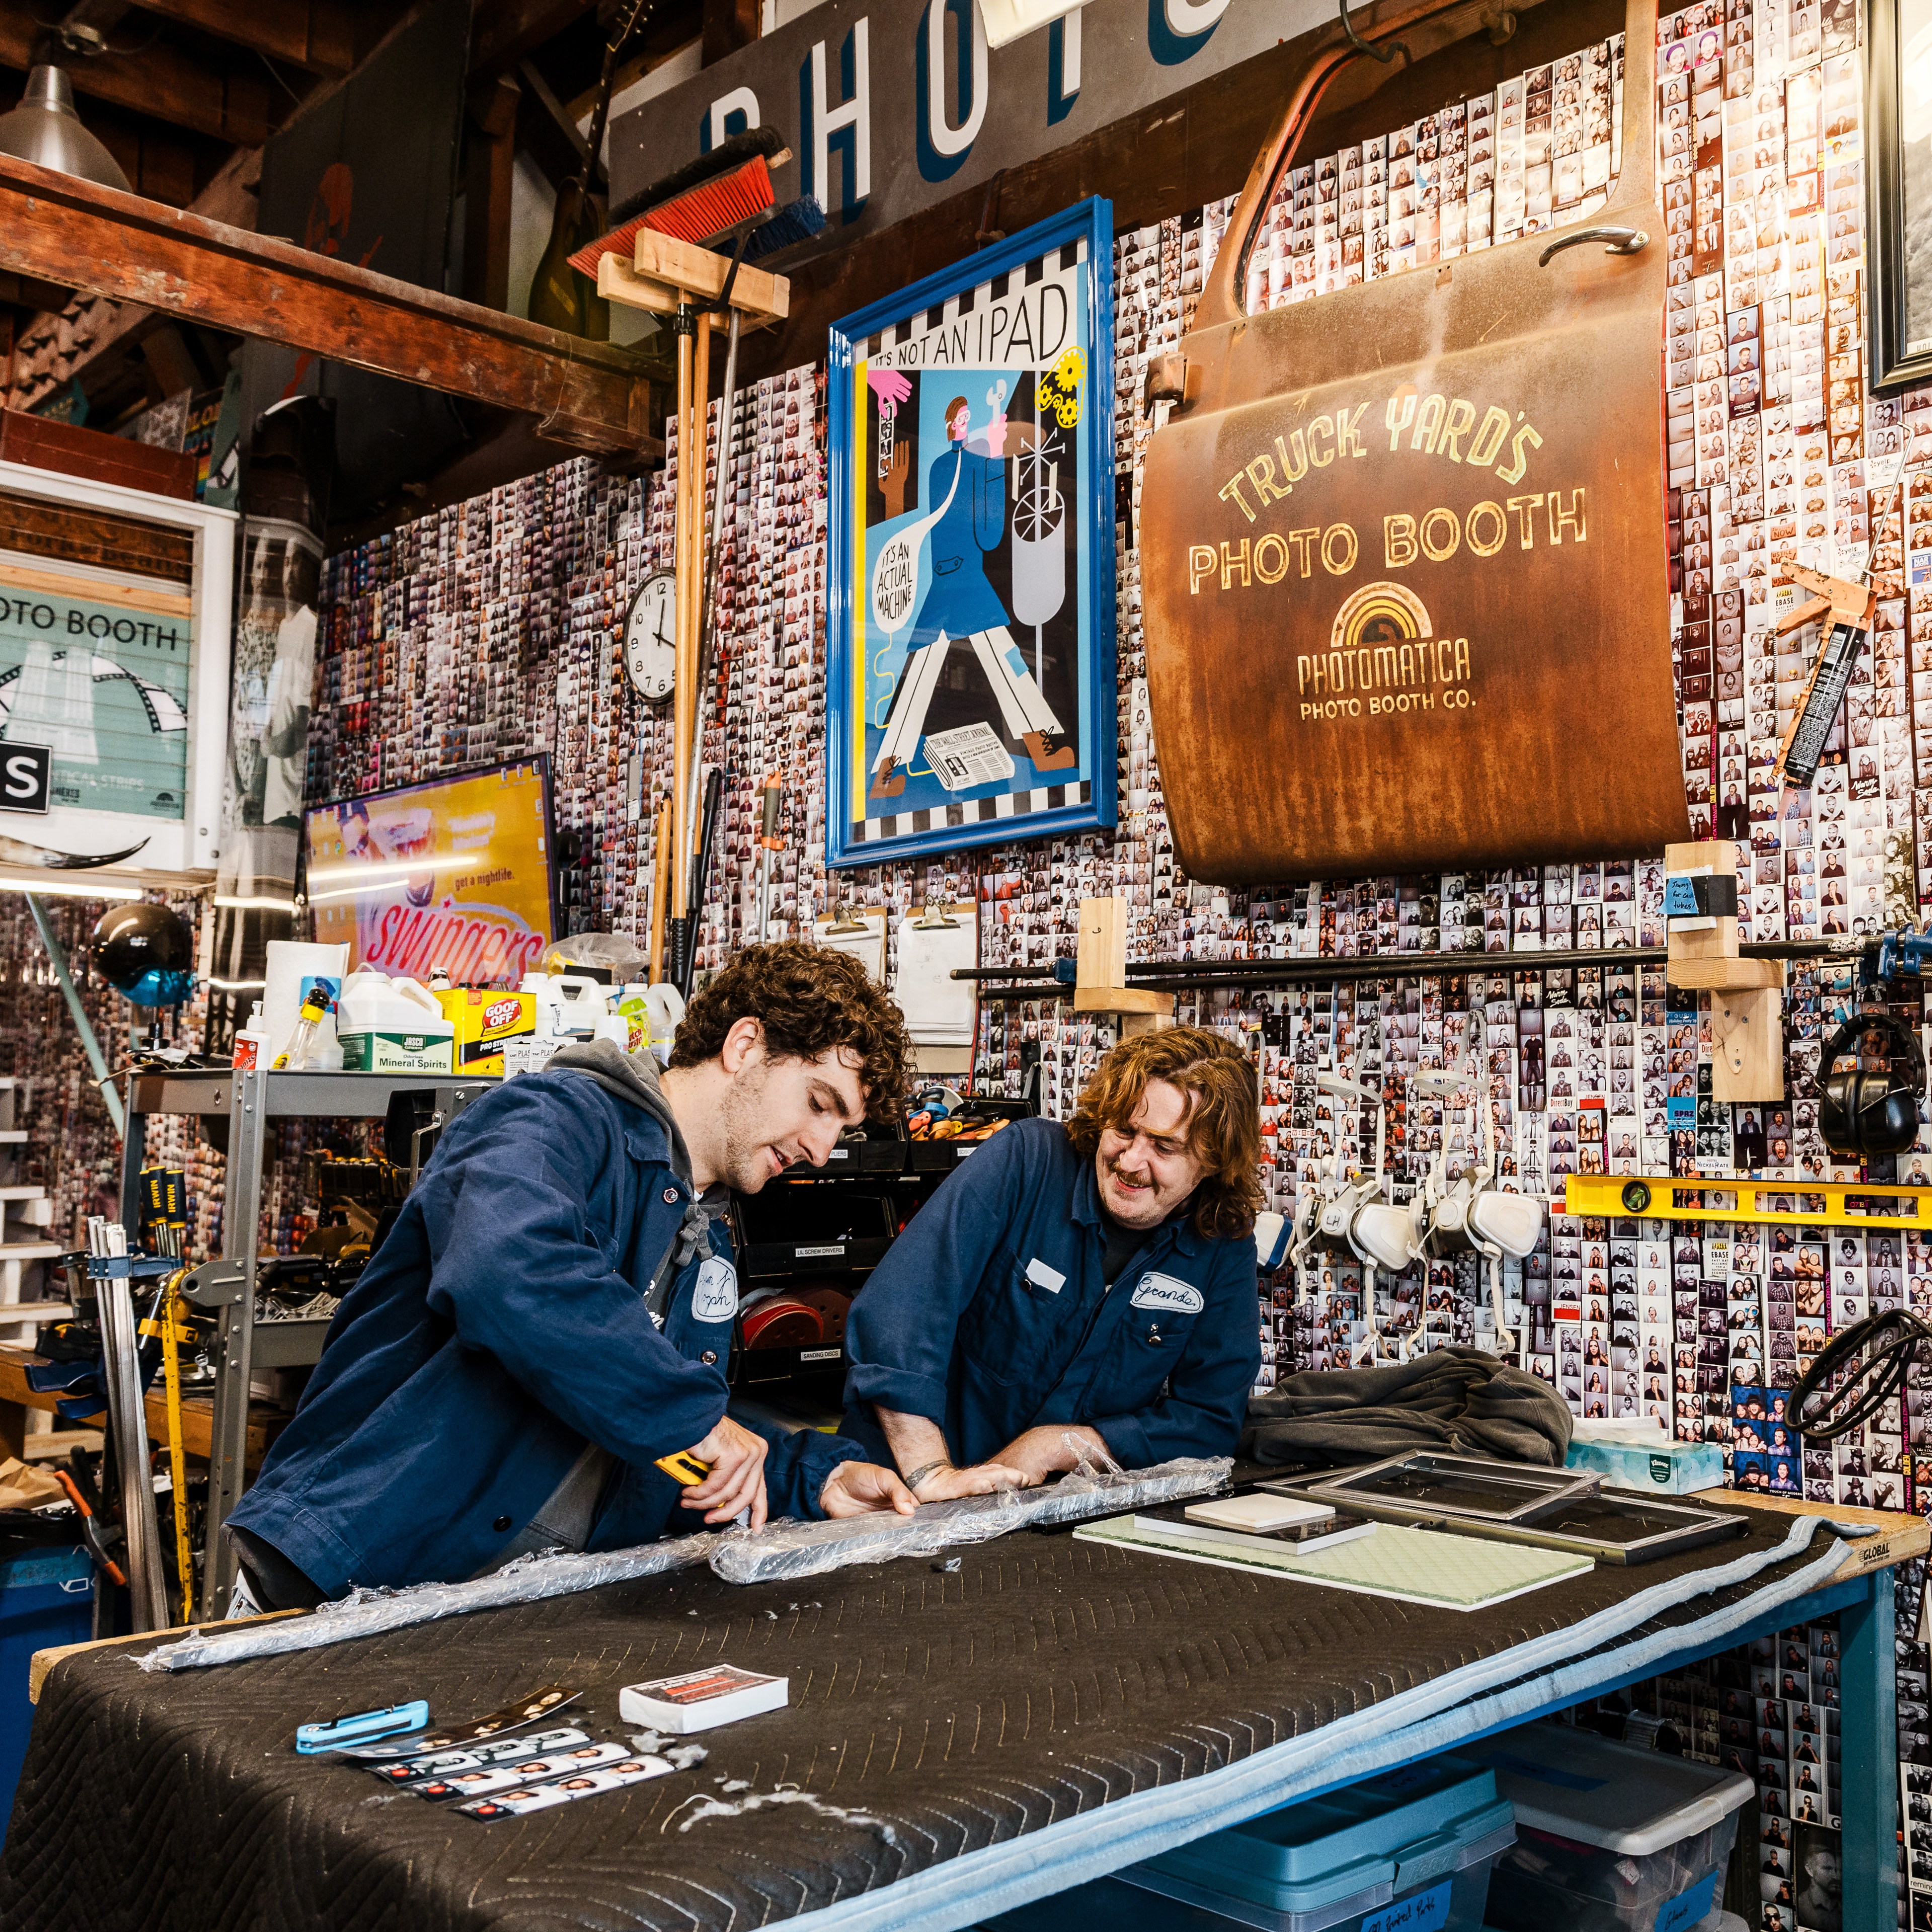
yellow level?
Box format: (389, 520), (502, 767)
(1562, 1172), (1932, 1231)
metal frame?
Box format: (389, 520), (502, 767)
(118, 1066), (496, 1614)
(1290, 1451), (1598, 1524)
(1293, 1568), (1898, 1932)
(1278, 1454), (1748, 1565)
(1865, 0), (1932, 396)
(0, 455), (235, 887)
(823, 195), (1118, 869)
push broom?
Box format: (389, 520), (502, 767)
(578, 130), (822, 991)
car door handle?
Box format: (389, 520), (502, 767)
(1538, 225), (1650, 267)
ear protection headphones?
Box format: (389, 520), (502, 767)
(1817, 1012), (1926, 1160)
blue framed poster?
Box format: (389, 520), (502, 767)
(825, 196), (1116, 868)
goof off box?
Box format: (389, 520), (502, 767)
(437, 989), (536, 1074)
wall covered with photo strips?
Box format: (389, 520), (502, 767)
(299, 2), (1932, 1901)
(0, 0), (1925, 1913)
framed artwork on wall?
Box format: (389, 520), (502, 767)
(824, 196), (1117, 867)
(1868, 0), (1932, 392)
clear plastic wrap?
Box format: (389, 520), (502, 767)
(137, 1532), (718, 1673)
(710, 1455), (1231, 1585)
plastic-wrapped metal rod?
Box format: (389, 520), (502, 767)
(137, 1532), (718, 1673)
(710, 1456), (1231, 1585)
(92, 1217), (169, 1632)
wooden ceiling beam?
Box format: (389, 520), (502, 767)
(0, 270), (76, 313)
(470, 0), (597, 78)
(0, 151), (654, 455)
(0, 18), (274, 145)
(121, 0), (361, 79)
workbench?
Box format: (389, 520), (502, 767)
(0, 1489), (1915, 1932)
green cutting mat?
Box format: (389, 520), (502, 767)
(1073, 1515), (1593, 1610)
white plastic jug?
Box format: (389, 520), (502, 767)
(521, 971), (610, 1042)
(339, 972), (447, 1024)
(645, 982), (685, 1047)
(336, 970), (455, 1072)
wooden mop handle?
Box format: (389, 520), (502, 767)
(671, 300), (697, 924)
(672, 309), (716, 925)
(649, 798), (673, 982)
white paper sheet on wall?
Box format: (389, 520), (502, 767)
(892, 904), (978, 1045)
(814, 909), (887, 983)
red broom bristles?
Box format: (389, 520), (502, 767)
(568, 156), (776, 278)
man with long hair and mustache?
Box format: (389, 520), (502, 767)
(841, 1027), (1263, 1497)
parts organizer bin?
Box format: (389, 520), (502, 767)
(0, 1548), (91, 1822)
(1470, 1721), (1754, 1932)
(986, 1752), (1515, 1932)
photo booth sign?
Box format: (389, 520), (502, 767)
(1140, 0), (1690, 884)
(0, 459), (233, 881)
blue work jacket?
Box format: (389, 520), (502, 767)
(841, 1117), (1259, 1470)
(228, 1068), (854, 1597)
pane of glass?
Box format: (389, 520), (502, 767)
(1319, 1454), (1581, 1519)
(1529, 1496), (1721, 1548)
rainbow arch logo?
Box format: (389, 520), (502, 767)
(1330, 581), (1433, 652)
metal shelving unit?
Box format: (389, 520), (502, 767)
(119, 1066), (497, 1614)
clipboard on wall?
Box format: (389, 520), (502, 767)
(814, 905), (888, 983)
(892, 901), (979, 1064)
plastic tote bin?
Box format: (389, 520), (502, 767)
(1468, 1721), (1754, 1932)
(0, 1546), (92, 1823)
(985, 1753), (1516, 1932)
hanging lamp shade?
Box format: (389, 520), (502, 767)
(0, 64), (129, 193)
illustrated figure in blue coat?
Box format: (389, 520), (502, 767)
(842, 1027), (1264, 1492)
(222, 946), (1005, 1608)
(870, 393), (1076, 801)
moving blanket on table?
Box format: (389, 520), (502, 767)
(0, 1504), (1859, 1932)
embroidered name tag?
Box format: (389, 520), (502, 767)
(1025, 1258), (1067, 1294)
(1130, 1272), (1203, 1314)
(691, 1258), (739, 1323)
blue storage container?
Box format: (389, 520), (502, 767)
(0, 1546), (94, 1826)
(986, 1753), (1516, 1932)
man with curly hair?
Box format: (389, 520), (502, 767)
(843, 1026), (1263, 1497)
(224, 944), (958, 1609)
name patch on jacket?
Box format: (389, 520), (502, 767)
(1025, 1258), (1067, 1294)
(1130, 1272), (1203, 1314)
(692, 1258), (738, 1323)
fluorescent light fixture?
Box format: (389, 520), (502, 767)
(213, 894), (297, 911)
(304, 853), (489, 887)
(205, 976), (268, 992)
(0, 873), (142, 899)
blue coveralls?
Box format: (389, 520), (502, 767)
(228, 1069), (854, 1597)
(841, 1117), (1259, 1469)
